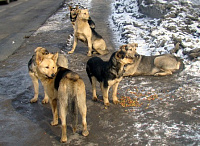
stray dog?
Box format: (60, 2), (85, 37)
(68, 5), (95, 29)
(28, 47), (68, 104)
(68, 9), (109, 56)
(120, 43), (182, 76)
(86, 49), (133, 106)
(33, 51), (89, 143)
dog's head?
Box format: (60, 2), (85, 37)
(68, 5), (79, 21)
(114, 49), (134, 65)
(77, 9), (90, 20)
(119, 43), (138, 58)
(36, 52), (58, 79)
(35, 47), (49, 55)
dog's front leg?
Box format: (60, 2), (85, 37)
(49, 98), (58, 126)
(87, 38), (92, 56)
(112, 82), (120, 104)
(42, 90), (49, 104)
(29, 72), (39, 103)
(100, 82), (110, 106)
(40, 82), (49, 104)
(68, 35), (78, 54)
(91, 77), (98, 101)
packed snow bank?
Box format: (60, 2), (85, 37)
(109, 0), (200, 77)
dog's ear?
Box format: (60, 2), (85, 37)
(116, 50), (125, 59)
(119, 45), (126, 51)
(68, 4), (72, 10)
(36, 52), (44, 65)
(77, 9), (81, 14)
(34, 47), (43, 53)
(75, 5), (79, 10)
(130, 43), (138, 47)
(52, 52), (59, 63)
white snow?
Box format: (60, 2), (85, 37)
(109, 0), (200, 76)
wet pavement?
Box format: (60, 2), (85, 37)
(0, 0), (199, 145)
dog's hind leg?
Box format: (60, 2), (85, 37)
(100, 82), (110, 106)
(49, 98), (58, 126)
(91, 77), (98, 101)
(29, 72), (39, 103)
(112, 82), (120, 105)
(70, 97), (78, 134)
(59, 96), (68, 143)
(154, 70), (172, 76)
(77, 90), (89, 137)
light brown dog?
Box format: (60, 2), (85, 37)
(68, 9), (108, 56)
(28, 47), (68, 104)
(121, 43), (182, 76)
(32, 51), (89, 143)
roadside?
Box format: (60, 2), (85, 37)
(0, 0), (65, 61)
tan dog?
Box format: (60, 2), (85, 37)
(68, 9), (108, 56)
(121, 43), (182, 76)
(28, 47), (68, 104)
(86, 49), (134, 106)
(32, 51), (89, 143)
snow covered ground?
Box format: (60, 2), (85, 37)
(109, 0), (200, 77)
(109, 0), (200, 144)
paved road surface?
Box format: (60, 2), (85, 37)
(0, 0), (65, 61)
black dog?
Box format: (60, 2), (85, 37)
(86, 50), (133, 106)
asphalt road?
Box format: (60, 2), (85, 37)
(0, 0), (65, 61)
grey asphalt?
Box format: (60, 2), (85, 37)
(0, 0), (65, 61)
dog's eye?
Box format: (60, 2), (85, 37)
(46, 66), (49, 69)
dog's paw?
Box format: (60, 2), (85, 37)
(60, 137), (67, 143)
(92, 96), (98, 102)
(30, 97), (38, 103)
(113, 100), (120, 105)
(154, 73), (159, 76)
(82, 130), (89, 137)
(42, 98), (48, 104)
(72, 127), (77, 133)
(51, 120), (58, 126)
(104, 102), (110, 107)
(87, 52), (92, 56)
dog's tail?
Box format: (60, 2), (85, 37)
(95, 49), (109, 55)
(66, 72), (80, 81)
(68, 94), (78, 133)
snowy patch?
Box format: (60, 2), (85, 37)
(109, 0), (200, 93)
(34, 0), (93, 35)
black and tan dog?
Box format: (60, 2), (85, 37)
(120, 43), (182, 76)
(28, 47), (68, 104)
(31, 51), (89, 143)
(68, 5), (95, 29)
(68, 9), (109, 56)
(86, 49), (133, 106)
